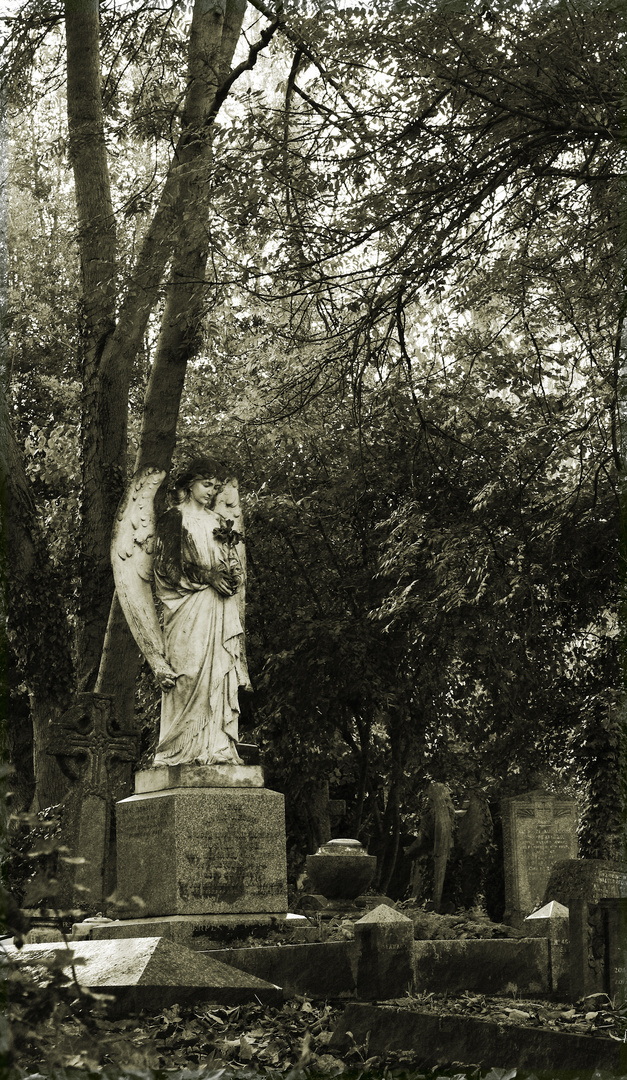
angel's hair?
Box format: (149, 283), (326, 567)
(173, 455), (229, 498)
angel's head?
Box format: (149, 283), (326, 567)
(174, 455), (229, 508)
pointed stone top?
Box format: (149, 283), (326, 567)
(526, 900), (569, 921)
(355, 904), (412, 925)
(5, 936), (280, 992)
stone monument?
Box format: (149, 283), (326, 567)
(107, 460), (288, 940)
(48, 692), (139, 910)
(115, 763), (288, 924)
(501, 789), (578, 926)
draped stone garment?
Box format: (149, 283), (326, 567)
(152, 502), (250, 766)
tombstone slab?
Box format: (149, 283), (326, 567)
(3, 936), (283, 1012)
(501, 789), (578, 926)
(72, 912), (295, 948)
(115, 786), (288, 917)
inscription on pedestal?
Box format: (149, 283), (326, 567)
(502, 790), (578, 925)
(116, 787), (288, 917)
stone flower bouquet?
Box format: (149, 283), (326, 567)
(213, 518), (245, 593)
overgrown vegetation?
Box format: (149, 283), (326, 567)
(2, 0), (624, 1071)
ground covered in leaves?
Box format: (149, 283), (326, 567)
(8, 990), (627, 1079)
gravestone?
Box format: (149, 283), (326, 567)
(48, 692), (139, 909)
(114, 763), (288, 922)
(544, 858), (627, 906)
(501, 789), (578, 926)
(3, 936), (282, 1012)
(569, 896), (627, 1000)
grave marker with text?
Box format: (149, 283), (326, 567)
(502, 790), (578, 926)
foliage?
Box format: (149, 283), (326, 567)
(575, 689), (627, 863)
(2, 0), (622, 898)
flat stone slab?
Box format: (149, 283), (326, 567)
(4, 936), (283, 1012)
(330, 1003), (622, 1072)
(135, 764), (264, 793)
(72, 913), (299, 947)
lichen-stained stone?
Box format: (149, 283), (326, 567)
(115, 787), (288, 917)
(135, 763), (264, 793)
(3, 937), (283, 1010)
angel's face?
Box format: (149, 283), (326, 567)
(189, 477), (221, 509)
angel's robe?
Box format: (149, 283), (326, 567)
(152, 501), (250, 766)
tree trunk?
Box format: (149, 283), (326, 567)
(64, 0), (121, 691)
(135, 0), (248, 474)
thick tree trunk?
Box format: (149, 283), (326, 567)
(135, 0), (248, 473)
(64, 0), (121, 691)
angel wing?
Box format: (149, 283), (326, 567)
(214, 477), (251, 690)
(111, 466), (178, 690)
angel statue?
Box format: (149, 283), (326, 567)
(111, 455), (251, 767)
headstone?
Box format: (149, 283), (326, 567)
(3, 936), (283, 1012)
(544, 858), (627, 906)
(353, 904), (414, 999)
(115, 763), (288, 918)
(569, 896), (627, 1001)
(47, 692), (139, 909)
(501, 789), (578, 926)
(597, 898), (627, 1001)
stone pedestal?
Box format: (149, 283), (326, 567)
(501, 789), (578, 926)
(353, 905), (415, 1000)
(115, 765), (288, 919)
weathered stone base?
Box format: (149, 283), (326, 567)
(115, 786), (288, 917)
(135, 763), (264, 793)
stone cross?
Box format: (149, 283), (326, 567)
(48, 692), (139, 911)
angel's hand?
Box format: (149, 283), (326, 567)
(205, 567), (237, 596)
(153, 660), (179, 692)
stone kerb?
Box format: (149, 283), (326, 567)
(523, 900), (570, 993)
(353, 904), (415, 1000)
